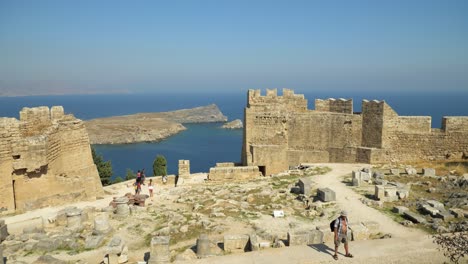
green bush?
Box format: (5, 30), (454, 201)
(91, 146), (113, 186)
(153, 155), (167, 176)
(113, 177), (124, 184)
(125, 168), (136, 180)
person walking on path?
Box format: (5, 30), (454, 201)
(333, 210), (353, 260)
(148, 179), (154, 200)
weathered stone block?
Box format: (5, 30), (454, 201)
(308, 229), (324, 244)
(352, 177), (360, 186)
(405, 167), (417, 175)
(390, 169), (400, 176)
(384, 186), (398, 202)
(435, 211), (454, 222)
(223, 234), (249, 253)
(85, 235), (104, 249)
(397, 189), (409, 199)
(0, 220), (9, 242)
(317, 188), (336, 202)
(393, 206), (408, 214)
(350, 223), (369, 241)
(423, 168), (436, 177)
(316, 225), (333, 243)
(196, 234), (211, 258)
(360, 171), (371, 181)
(421, 205), (439, 217)
(249, 233), (259, 251)
(287, 231), (309, 246)
(298, 178), (313, 196)
(404, 211), (426, 224)
(149, 236), (170, 264)
(374, 185), (385, 200)
(427, 200), (444, 210)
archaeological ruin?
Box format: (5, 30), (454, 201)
(242, 88), (468, 175)
(0, 106), (104, 214)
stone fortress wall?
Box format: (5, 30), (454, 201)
(0, 106), (103, 214)
(242, 88), (468, 175)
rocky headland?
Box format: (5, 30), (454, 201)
(85, 104), (227, 144)
(221, 119), (243, 129)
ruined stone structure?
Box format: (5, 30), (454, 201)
(208, 162), (261, 181)
(0, 106), (104, 213)
(242, 89), (468, 175)
(178, 160), (190, 177)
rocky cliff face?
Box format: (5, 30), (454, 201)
(85, 104), (228, 144)
(0, 106), (103, 214)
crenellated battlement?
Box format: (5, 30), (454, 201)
(247, 88), (307, 112)
(315, 98), (353, 114)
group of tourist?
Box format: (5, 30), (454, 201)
(133, 169), (154, 199)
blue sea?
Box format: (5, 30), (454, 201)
(1, 90), (467, 179)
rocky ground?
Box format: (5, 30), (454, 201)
(1, 163), (464, 264)
(221, 119), (243, 129)
(85, 104), (227, 144)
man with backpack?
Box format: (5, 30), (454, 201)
(332, 210), (353, 260)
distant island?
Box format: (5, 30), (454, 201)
(221, 119), (243, 129)
(85, 104), (227, 144)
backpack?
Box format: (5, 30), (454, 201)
(330, 218), (337, 232)
(330, 217), (348, 232)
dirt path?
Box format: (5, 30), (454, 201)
(179, 164), (446, 264)
(311, 163), (424, 238)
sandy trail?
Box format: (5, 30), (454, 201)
(178, 164), (447, 264)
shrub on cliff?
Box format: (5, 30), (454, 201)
(91, 146), (113, 186)
(153, 155), (167, 176)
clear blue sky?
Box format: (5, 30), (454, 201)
(1, 0), (467, 94)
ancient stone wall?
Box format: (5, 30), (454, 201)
(242, 89), (468, 175)
(0, 106), (103, 214)
(208, 164), (261, 181)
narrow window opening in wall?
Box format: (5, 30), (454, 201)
(344, 121), (352, 125)
(12, 180), (17, 210)
(259, 166), (266, 176)
(12, 155), (20, 160)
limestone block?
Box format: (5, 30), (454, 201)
(317, 188), (336, 202)
(374, 185), (385, 200)
(85, 235), (104, 249)
(33, 255), (67, 264)
(423, 168), (436, 177)
(0, 220), (9, 242)
(390, 169), (400, 176)
(393, 206), (409, 214)
(352, 177), (360, 187)
(361, 221), (380, 233)
(149, 236), (170, 264)
(0, 246), (3, 264)
(360, 172), (371, 181)
(405, 167), (417, 175)
(421, 205), (439, 217)
(249, 233), (259, 251)
(298, 177), (313, 196)
(307, 229), (324, 244)
(66, 208), (83, 230)
(404, 211), (426, 224)
(106, 236), (125, 255)
(350, 223), (369, 241)
(287, 231), (309, 246)
(36, 238), (60, 252)
(384, 186), (398, 202)
(435, 211), (454, 222)
(316, 225), (333, 243)
(427, 200), (444, 210)
(196, 234), (211, 258)
(223, 234), (249, 253)
(93, 213), (112, 235)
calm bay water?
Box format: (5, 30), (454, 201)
(1, 90), (467, 179)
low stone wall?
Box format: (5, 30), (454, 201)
(208, 166), (261, 181)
